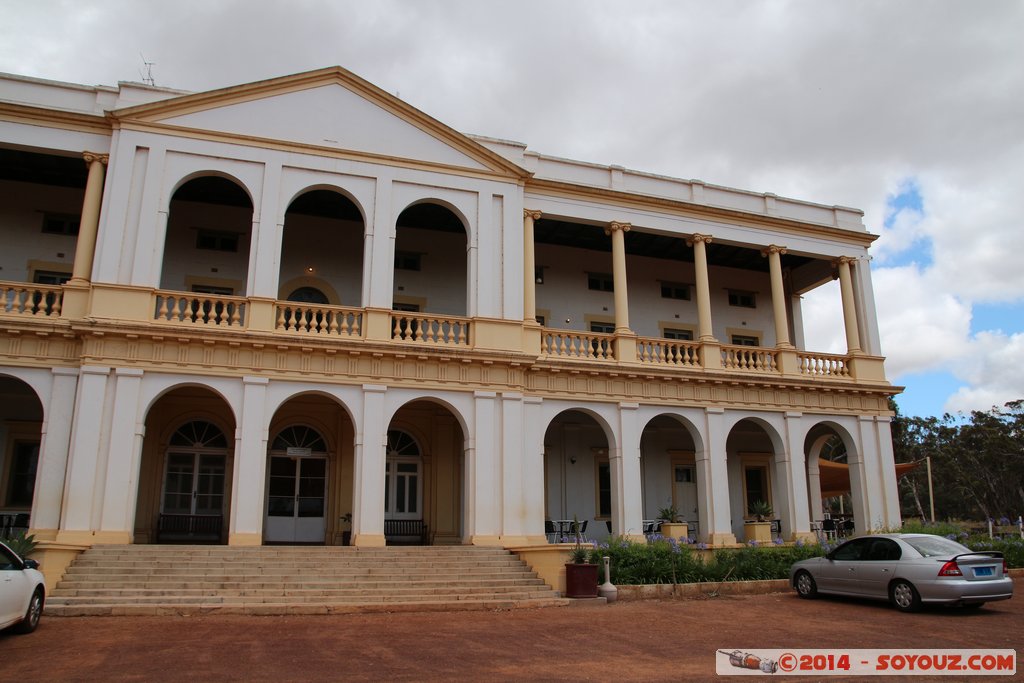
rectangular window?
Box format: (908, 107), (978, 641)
(660, 282), (691, 301)
(32, 270), (71, 286)
(195, 229), (239, 252)
(587, 272), (614, 292)
(674, 465), (694, 483)
(663, 328), (694, 341)
(393, 302), (420, 312)
(41, 213), (80, 236)
(535, 315), (546, 326)
(191, 284), (234, 296)
(727, 290), (756, 308)
(6, 441), (39, 507)
(589, 321), (615, 334)
(597, 460), (611, 518)
(395, 252), (422, 271)
(731, 334), (759, 346)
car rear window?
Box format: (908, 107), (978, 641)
(902, 536), (969, 558)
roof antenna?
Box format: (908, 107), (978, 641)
(139, 53), (156, 86)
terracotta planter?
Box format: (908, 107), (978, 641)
(564, 562), (599, 598)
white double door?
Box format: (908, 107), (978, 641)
(264, 456), (327, 543)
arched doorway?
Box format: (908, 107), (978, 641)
(542, 410), (611, 541)
(639, 414), (701, 540)
(161, 176), (253, 295)
(279, 189), (364, 306)
(386, 400), (464, 545)
(265, 425), (329, 544)
(726, 419), (782, 541)
(0, 376), (44, 536)
(394, 203), (468, 315)
(135, 387), (236, 544)
(158, 420), (230, 543)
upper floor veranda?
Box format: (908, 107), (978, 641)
(0, 67), (894, 409)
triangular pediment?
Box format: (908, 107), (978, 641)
(112, 67), (527, 177)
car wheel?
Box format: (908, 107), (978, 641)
(14, 588), (43, 634)
(889, 580), (921, 613)
(794, 570), (817, 599)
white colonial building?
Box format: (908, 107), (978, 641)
(0, 67), (900, 573)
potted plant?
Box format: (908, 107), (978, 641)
(744, 500), (773, 543)
(563, 519), (598, 598)
(340, 513), (352, 546)
(658, 505), (688, 541)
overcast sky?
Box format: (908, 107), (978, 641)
(2, 0), (1021, 418)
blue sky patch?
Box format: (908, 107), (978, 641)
(892, 370), (964, 418)
(971, 300), (1024, 336)
(882, 179), (932, 268)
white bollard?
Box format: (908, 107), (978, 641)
(598, 555), (617, 603)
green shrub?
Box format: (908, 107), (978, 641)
(3, 531), (37, 558)
(592, 536), (828, 584)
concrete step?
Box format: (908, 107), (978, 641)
(45, 596), (573, 617)
(47, 545), (566, 616)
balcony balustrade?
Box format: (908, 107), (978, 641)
(153, 291), (246, 327)
(637, 337), (701, 367)
(391, 311), (470, 346)
(542, 329), (614, 360)
(1, 283), (63, 318)
(276, 303), (362, 337)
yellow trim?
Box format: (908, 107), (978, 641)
(0, 102), (112, 136)
(110, 66), (530, 180)
(726, 328), (763, 346)
(393, 294), (427, 311)
(583, 315), (615, 333)
(525, 182), (878, 247)
(27, 260), (73, 281)
(669, 453), (697, 519)
(659, 322), (697, 339)
(740, 453), (773, 520)
(184, 275), (244, 295)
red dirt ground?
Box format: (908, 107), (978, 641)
(2, 582), (1021, 682)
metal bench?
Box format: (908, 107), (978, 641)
(385, 519), (429, 545)
(157, 513), (223, 543)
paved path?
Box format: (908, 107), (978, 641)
(3, 583), (1021, 681)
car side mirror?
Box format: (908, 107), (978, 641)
(23, 559), (39, 570)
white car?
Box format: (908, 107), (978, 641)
(1, 540), (45, 634)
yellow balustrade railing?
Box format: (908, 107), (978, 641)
(391, 312), (470, 346)
(153, 291), (247, 327)
(721, 344), (778, 372)
(798, 351), (850, 377)
(0, 282), (63, 318)
(541, 330), (614, 360)
(637, 337), (701, 367)
(276, 304), (362, 337)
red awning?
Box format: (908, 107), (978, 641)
(818, 458), (920, 498)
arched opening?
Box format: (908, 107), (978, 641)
(279, 189), (364, 306)
(542, 410), (610, 542)
(0, 376), (44, 537)
(161, 176), (254, 295)
(135, 387), (236, 544)
(804, 423), (859, 539)
(639, 414), (700, 541)
(263, 394), (354, 545)
(726, 419), (781, 542)
(386, 400), (464, 545)
(393, 203), (467, 316)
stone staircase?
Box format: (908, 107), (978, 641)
(45, 545), (569, 616)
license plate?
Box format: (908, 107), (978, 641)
(973, 566), (994, 577)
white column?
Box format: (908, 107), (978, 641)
(69, 152), (108, 284)
(352, 384), (387, 546)
(30, 368), (79, 538)
(688, 234), (716, 341)
(700, 407), (736, 545)
(778, 412), (812, 540)
(522, 397), (546, 543)
(853, 255), (882, 355)
(468, 391), (501, 544)
(763, 245), (792, 348)
(500, 393), (528, 545)
(99, 368), (144, 539)
(249, 162), (282, 298)
(228, 376), (269, 545)
(523, 210), (541, 323)
(613, 403), (644, 539)
(607, 222), (632, 332)
(806, 445), (824, 528)
(836, 257), (863, 354)
(858, 416), (901, 530)
(367, 176), (395, 309)
(58, 366), (111, 542)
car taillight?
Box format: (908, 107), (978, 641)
(1003, 559), (1009, 575)
(938, 561), (962, 576)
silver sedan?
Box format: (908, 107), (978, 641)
(790, 533), (1013, 612)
